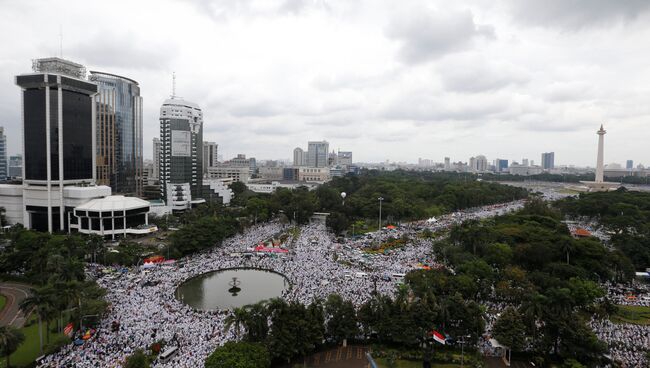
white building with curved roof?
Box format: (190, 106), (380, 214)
(71, 195), (157, 239)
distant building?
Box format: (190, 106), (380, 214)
(470, 155), (488, 172)
(203, 141), (218, 175)
(259, 166), (284, 181)
(626, 160), (634, 170)
(298, 167), (330, 183)
(90, 71), (143, 197)
(206, 166), (251, 183)
(522, 158), (529, 166)
(444, 157), (451, 170)
(8, 155), (22, 179)
(328, 150), (338, 166)
(0, 127), (6, 181)
(293, 147), (305, 166)
(541, 152), (555, 170)
(509, 164), (543, 176)
(338, 151), (352, 166)
(496, 159), (508, 172)
(307, 141), (329, 168)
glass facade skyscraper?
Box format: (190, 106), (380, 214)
(307, 141), (329, 168)
(89, 71), (143, 197)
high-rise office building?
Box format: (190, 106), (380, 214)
(470, 155), (488, 172)
(522, 158), (529, 166)
(293, 147), (305, 166)
(496, 159), (508, 172)
(626, 160), (634, 170)
(159, 97), (203, 208)
(15, 57), (106, 232)
(0, 127), (7, 181)
(152, 137), (160, 180)
(90, 71), (143, 197)
(203, 141), (218, 174)
(444, 157), (451, 170)
(541, 152), (555, 170)
(307, 141), (329, 167)
(8, 155), (22, 179)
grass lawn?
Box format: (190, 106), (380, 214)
(611, 305), (650, 325)
(0, 294), (6, 312)
(0, 316), (64, 368)
(375, 358), (461, 368)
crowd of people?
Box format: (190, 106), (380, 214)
(35, 198), (649, 367)
(590, 318), (649, 367)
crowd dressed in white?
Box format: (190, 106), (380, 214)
(35, 199), (649, 367)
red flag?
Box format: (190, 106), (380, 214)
(430, 330), (446, 345)
(64, 323), (74, 336)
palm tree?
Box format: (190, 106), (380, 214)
(224, 307), (249, 338)
(19, 292), (49, 354)
(0, 326), (25, 368)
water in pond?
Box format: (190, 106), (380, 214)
(175, 268), (290, 310)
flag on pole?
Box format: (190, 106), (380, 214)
(430, 330), (446, 345)
(64, 323), (74, 336)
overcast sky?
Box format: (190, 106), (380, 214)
(1, 0), (650, 166)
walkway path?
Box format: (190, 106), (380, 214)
(0, 282), (32, 328)
(281, 346), (371, 368)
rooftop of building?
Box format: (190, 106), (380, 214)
(161, 97), (201, 110)
(89, 70), (139, 85)
(75, 195), (150, 212)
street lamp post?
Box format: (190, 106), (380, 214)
(378, 197), (384, 230)
(458, 335), (471, 368)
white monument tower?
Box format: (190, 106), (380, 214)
(580, 124), (619, 191)
(595, 124), (606, 183)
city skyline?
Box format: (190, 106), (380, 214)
(1, 1), (650, 166)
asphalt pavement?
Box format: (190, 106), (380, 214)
(0, 282), (32, 328)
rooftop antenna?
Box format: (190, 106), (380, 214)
(171, 72), (177, 99)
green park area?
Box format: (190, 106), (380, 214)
(611, 305), (650, 325)
(0, 316), (64, 368)
(0, 294), (6, 312)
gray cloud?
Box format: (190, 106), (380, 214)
(385, 7), (495, 63)
(67, 34), (175, 71)
(437, 56), (529, 93)
(504, 0), (650, 29)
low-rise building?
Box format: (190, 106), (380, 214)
(72, 195), (157, 240)
(206, 166), (251, 183)
(298, 167), (330, 183)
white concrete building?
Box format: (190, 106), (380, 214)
(72, 195), (157, 239)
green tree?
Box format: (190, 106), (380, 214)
(204, 341), (270, 368)
(124, 349), (150, 368)
(0, 326), (25, 368)
(324, 294), (358, 346)
(492, 307), (527, 351)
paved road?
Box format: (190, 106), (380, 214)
(485, 357), (534, 368)
(0, 282), (32, 328)
(280, 346), (371, 368)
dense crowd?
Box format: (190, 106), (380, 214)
(35, 198), (649, 367)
